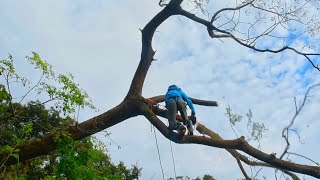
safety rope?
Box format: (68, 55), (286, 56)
(147, 98), (178, 180)
(152, 125), (165, 180)
(169, 136), (177, 180)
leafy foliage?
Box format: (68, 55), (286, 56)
(0, 53), (141, 179)
(225, 106), (268, 146)
(245, 109), (268, 146)
(1, 135), (141, 180)
(26, 52), (54, 78)
(225, 105), (243, 126)
(51, 135), (141, 180)
(45, 73), (95, 115)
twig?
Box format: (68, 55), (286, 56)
(280, 83), (320, 159)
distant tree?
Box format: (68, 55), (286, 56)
(168, 174), (215, 180)
(202, 174), (216, 180)
(2, 0), (320, 179)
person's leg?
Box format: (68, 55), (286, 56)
(176, 100), (187, 124)
(166, 100), (181, 130)
(177, 100), (194, 134)
(186, 119), (194, 135)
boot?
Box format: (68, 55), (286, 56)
(168, 123), (176, 131)
(177, 125), (187, 136)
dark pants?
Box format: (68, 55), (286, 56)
(166, 99), (193, 133)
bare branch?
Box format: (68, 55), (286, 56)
(280, 83), (320, 159)
(287, 152), (320, 166)
(16, 73), (44, 109)
(288, 129), (304, 144)
(179, 9), (320, 71)
(211, 0), (256, 23)
(236, 157), (251, 180)
(251, 1), (311, 24)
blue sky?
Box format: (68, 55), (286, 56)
(1, 0), (320, 179)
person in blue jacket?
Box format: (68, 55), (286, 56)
(165, 85), (196, 135)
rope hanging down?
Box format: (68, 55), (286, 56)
(152, 125), (165, 180)
(169, 133), (177, 180)
(148, 98), (178, 180)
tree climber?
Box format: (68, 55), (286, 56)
(165, 85), (196, 135)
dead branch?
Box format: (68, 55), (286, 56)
(179, 9), (320, 71)
(280, 83), (320, 159)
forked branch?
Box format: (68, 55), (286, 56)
(280, 83), (320, 160)
(179, 9), (320, 71)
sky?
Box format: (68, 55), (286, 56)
(1, 0), (320, 179)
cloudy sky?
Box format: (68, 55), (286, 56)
(1, 0), (320, 179)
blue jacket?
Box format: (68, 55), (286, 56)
(165, 85), (195, 115)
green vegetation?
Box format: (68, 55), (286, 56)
(0, 53), (141, 179)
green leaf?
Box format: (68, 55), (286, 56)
(10, 153), (19, 160)
(26, 52), (54, 77)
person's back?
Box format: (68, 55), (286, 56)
(165, 85), (183, 102)
(165, 85), (196, 135)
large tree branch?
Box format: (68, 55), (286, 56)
(148, 105), (317, 178)
(126, 0), (184, 97)
(1, 100), (142, 165)
(148, 95), (219, 106)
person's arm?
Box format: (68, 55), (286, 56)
(180, 91), (195, 115)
